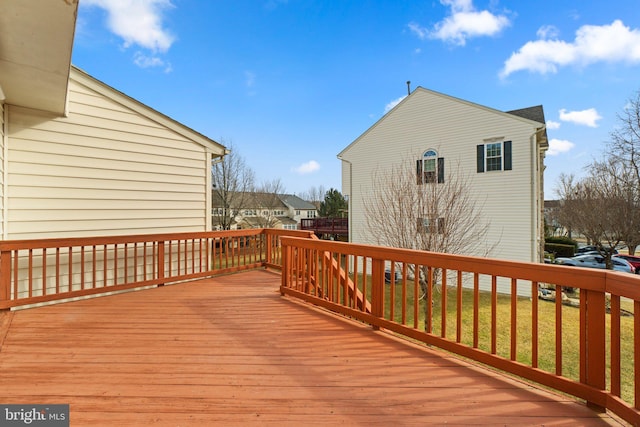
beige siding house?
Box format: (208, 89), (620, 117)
(338, 87), (548, 264)
(0, 1), (226, 240)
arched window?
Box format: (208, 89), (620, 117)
(416, 149), (444, 184)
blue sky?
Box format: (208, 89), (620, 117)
(72, 0), (640, 198)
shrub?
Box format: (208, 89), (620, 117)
(545, 236), (577, 248)
(545, 242), (575, 258)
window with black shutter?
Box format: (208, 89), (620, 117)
(417, 149), (444, 184)
(477, 141), (512, 173)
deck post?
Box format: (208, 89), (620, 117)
(0, 250), (11, 310)
(583, 287), (606, 412)
(157, 241), (165, 287)
(280, 242), (289, 296)
(371, 258), (384, 330)
(265, 231), (273, 266)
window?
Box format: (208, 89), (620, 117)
(274, 210), (285, 216)
(244, 209), (256, 216)
(416, 150), (444, 184)
(418, 217), (445, 234)
(477, 141), (512, 173)
(306, 211), (317, 218)
(295, 210), (301, 216)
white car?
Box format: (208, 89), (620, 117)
(554, 254), (635, 274)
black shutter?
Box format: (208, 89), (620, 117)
(416, 159), (422, 184)
(437, 157), (445, 183)
(477, 145), (484, 173)
(504, 141), (512, 171)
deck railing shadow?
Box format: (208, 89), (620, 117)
(280, 236), (640, 426)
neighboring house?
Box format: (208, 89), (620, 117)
(338, 87), (548, 264)
(0, 1), (227, 240)
(279, 194), (318, 223)
(212, 192), (317, 230)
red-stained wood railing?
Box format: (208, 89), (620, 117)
(0, 229), (314, 310)
(280, 236), (640, 426)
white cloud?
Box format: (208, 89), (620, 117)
(559, 108), (602, 128)
(536, 25), (559, 40)
(546, 120), (561, 130)
(547, 139), (575, 156)
(408, 22), (429, 40)
(501, 20), (640, 77)
(293, 161), (320, 175)
(384, 96), (406, 113)
(133, 52), (172, 72)
(83, 0), (175, 52)
(411, 0), (510, 46)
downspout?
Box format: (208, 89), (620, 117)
(338, 156), (353, 243)
(530, 125), (547, 263)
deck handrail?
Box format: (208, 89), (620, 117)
(279, 236), (640, 426)
(300, 217), (348, 234)
(0, 229), (316, 310)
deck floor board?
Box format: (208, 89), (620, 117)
(0, 270), (624, 426)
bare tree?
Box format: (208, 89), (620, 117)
(607, 90), (640, 254)
(299, 185), (326, 209)
(609, 90), (640, 187)
(363, 157), (492, 256)
(556, 163), (632, 267)
(556, 89), (640, 257)
(363, 156), (494, 300)
(211, 141), (255, 230)
(252, 179), (286, 228)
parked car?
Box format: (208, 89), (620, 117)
(576, 245), (618, 256)
(384, 269), (401, 284)
(554, 254), (635, 274)
(614, 254), (640, 274)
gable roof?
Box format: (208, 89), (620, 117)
(279, 194), (317, 210)
(338, 86), (547, 158)
(506, 106), (546, 124)
(71, 66), (227, 156)
(212, 192), (318, 211)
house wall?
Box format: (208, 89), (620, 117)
(5, 77), (211, 239)
(340, 89), (543, 265)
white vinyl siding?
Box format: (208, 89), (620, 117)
(339, 88), (543, 266)
(5, 78), (210, 239)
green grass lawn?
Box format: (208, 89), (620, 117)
(346, 274), (636, 404)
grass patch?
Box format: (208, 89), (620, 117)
(347, 273), (635, 404)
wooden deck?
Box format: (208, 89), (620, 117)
(0, 269), (624, 426)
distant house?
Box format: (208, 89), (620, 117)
(0, 1), (227, 239)
(338, 87), (548, 263)
(212, 192), (317, 230)
(279, 194), (318, 223)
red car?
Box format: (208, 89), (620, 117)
(614, 254), (640, 274)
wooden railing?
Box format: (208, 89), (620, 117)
(280, 236), (640, 426)
(0, 229), (314, 310)
(300, 217), (348, 235)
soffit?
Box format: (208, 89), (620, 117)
(0, 0), (78, 114)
